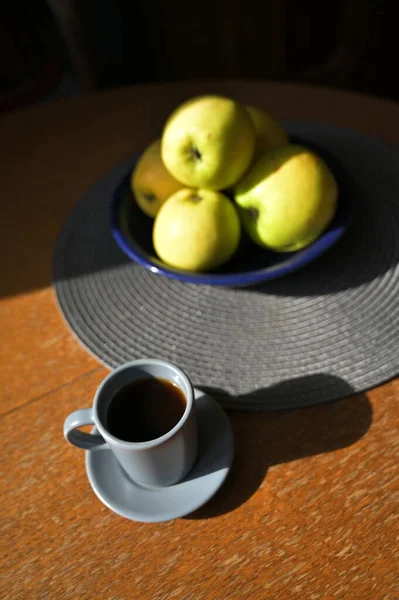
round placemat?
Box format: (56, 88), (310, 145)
(53, 122), (399, 410)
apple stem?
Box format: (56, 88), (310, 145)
(191, 193), (202, 203)
(247, 207), (259, 220)
(189, 146), (202, 161)
(143, 192), (156, 203)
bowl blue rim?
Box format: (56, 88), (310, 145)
(110, 139), (353, 287)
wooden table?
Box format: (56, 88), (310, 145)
(1, 81), (398, 600)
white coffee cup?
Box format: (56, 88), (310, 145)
(63, 359), (198, 487)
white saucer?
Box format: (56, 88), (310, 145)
(85, 388), (234, 522)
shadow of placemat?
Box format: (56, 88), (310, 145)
(53, 121), (399, 409)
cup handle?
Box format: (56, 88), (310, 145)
(64, 409), (108, 450)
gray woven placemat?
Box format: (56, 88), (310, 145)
(53, 121), (399, 410)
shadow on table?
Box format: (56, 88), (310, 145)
(185, 373), (372, 520)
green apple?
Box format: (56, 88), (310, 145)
(246, 105), (289, 161)
(234, 145), (338, 252)
(131, 139), (184, 218)
(161, 95), (255, 190)
(153, 188), (241, 272)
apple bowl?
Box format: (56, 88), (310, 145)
(110, 138), (353, 287)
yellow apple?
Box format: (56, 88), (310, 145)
(161, 95), (255, 190)
(234, 145), (338, 252)
(131, 139), (184, 218)
(246, 105), (289, 161)
(153, 188), (241, 272)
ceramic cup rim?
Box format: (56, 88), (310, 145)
(92, 359), (194, 449)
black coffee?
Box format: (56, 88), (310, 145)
(106, 377), (187, 442)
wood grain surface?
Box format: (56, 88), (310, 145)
(1, 81), (398, 600)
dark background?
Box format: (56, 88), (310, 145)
(1, 0), (397, 113)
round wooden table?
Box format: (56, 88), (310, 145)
(1, 81), (398, 600)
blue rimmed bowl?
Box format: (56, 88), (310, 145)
(110, 137), (353, 287)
